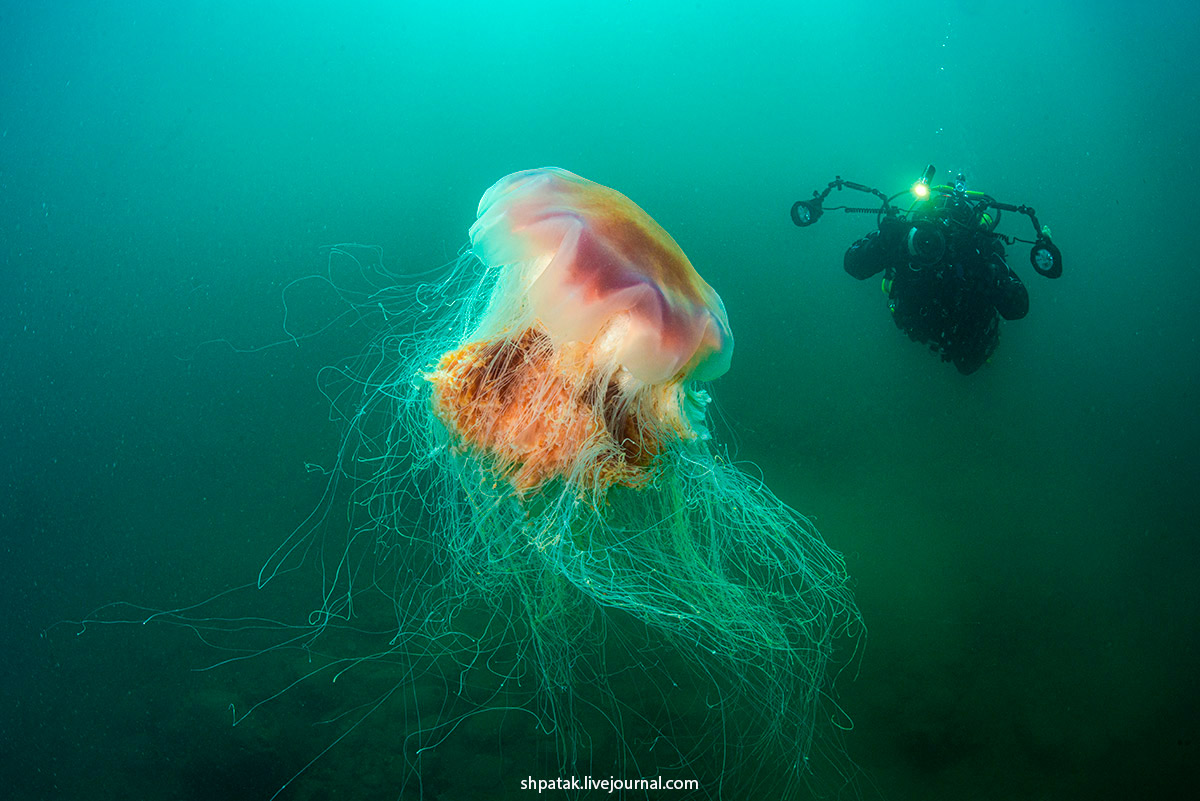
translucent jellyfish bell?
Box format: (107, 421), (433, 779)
(468, 167), (733, 384)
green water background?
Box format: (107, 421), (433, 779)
(2, 1), (1197, 798)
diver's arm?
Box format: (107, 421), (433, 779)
(977, 240), (1029, 320)
(992, 261), (1029, 321)
(844, 230), (890, 280)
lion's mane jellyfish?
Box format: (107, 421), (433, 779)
(279, 168), (861, 787)
(114, 169), (860, 794)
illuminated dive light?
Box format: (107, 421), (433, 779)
(912, 164), (936, 199)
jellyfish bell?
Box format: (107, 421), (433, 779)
(470, 167), (733, 382)
(429, 167), (735, 493)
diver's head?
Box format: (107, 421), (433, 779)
(924, 189), (972, 227)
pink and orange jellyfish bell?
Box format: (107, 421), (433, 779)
(427, 168), (733, 493)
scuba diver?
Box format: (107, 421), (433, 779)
(791, 165), (1062, 374)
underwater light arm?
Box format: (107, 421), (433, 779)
(979, 199), (1063, 278)
(790, 176), (893, 228)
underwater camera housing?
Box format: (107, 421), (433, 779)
(906, 221), (946, 266)
(791, 164), (1063, 278)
